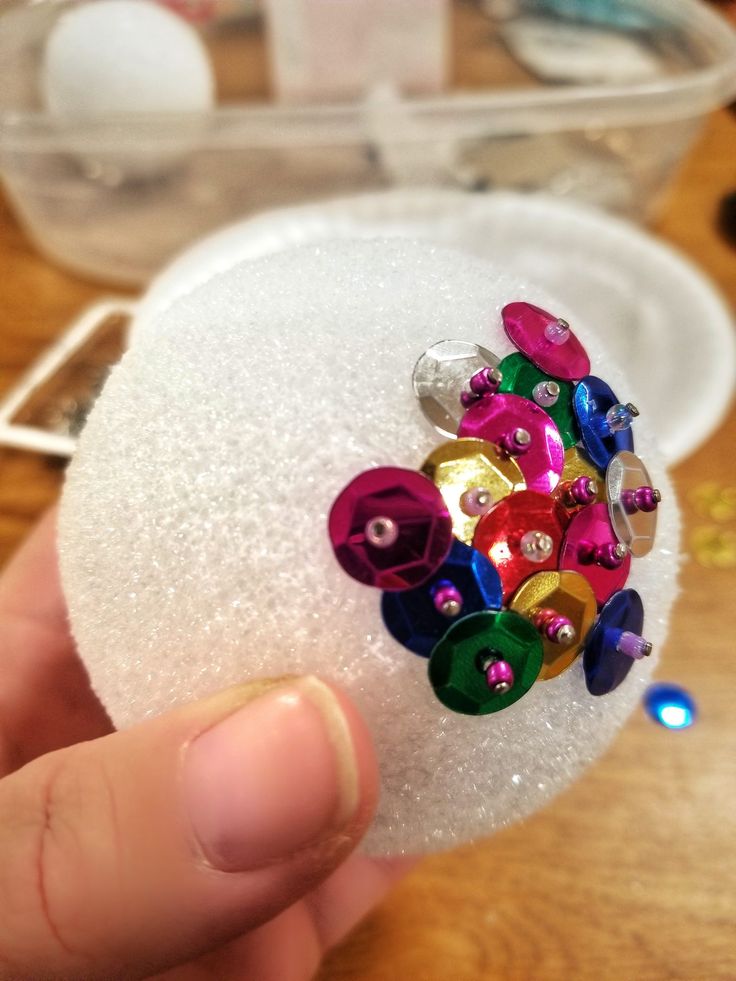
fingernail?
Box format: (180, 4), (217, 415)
(183, 677), (360, 872)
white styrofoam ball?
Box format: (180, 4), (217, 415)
(59, 240), (680, 855)
(42, 0), (214, 179)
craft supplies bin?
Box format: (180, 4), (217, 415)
(1, 0), (735, 285)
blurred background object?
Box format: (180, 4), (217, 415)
(1, 0), (735, 284)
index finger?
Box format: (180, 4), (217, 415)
(0, 507), (112, 775)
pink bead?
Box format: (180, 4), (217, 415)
(622, 486), (661, 514)
(502, 302), (590, 382)
(458, 393), (564, 494)
(486, 659), (515, 693)
(328, 467), (453, 591)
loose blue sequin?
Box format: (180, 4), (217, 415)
(381, 539), (503, 657)
(644, 683), (696, 729)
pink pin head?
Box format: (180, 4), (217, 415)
(485, 659), (515, 694)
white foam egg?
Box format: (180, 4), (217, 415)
(42, 0), (215, 180)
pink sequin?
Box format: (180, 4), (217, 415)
(559, 503), (631, 606)
(502, 302), (590, 382)
(458, 392), (564, 494)
(328, 467), (453, 591)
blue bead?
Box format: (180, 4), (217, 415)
(381, 539), (503, 657)
(573, 375), (634, 471)
(644, 683), (696, 729)
(583, 588), (643, 695)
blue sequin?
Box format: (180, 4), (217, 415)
(381, 539), (503, 657)
(644, 683), (696, 729)
(573, 375), (634, 471)
(583, 588), (643, 695)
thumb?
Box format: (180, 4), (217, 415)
(0, 676), (378, 980)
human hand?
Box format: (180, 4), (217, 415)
(0, 511), (411, 980)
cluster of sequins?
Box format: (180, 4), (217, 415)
(328, 302), (661, 716)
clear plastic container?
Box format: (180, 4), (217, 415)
(1, 0), (735, 285)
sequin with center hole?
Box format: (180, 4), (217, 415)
(428, 610), (543, 715)
(573, 376), (635, 471)
(584, 588), (649, 695)
(421, 437), (526, 545)
(473, 490), (570, 603)
(559, 502), (631, 606)
(412, 340), (500, 439)
(458, 392), (564, 494)
(328, 467), (453, 591)
(606, 450), (660, 558)
(554, 446), (606, 514)
(497, 352), (579, 449)
(381, 539), (503, 657)
(501, 302), (590, 381)
(510, 570), (597, 680)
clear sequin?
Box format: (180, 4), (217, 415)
(412, 340), (500, 439)
(606, 450), (660, 558)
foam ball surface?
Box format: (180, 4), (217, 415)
(59, 241), (680, 854)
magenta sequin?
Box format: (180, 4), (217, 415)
(559, 503), (631, 606)
(502, 302), (590, 382)
(458, 392), (564, 494)
(328, 466), (453, 591)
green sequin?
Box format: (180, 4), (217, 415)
(498, 352), (579, 449)
(428, 610), (543, 715)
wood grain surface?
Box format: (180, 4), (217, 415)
(1, 104), (735, 980)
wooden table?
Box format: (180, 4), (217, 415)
(2, 108), (735, 980)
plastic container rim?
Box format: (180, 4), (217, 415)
(1, 0), (735, 152)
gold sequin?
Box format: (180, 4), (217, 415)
(509, 570), (597, 680)
(421, 438), (525, 545)
(558, 447), (606, 502)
